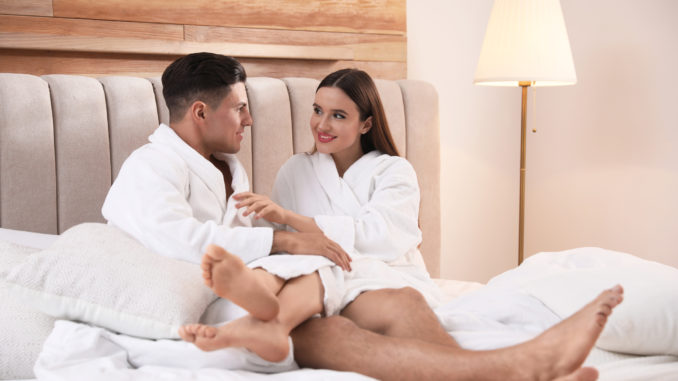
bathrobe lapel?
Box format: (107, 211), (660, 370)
(214, 152), (253, 227)
(149, 125), (227, 212)
(313, 153), (359, 217)
(312, 151), (382, 217)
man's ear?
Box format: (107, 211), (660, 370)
(360, 116), (373, 134)
(190, 101), (207, 122)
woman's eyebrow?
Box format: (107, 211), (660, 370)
(313, 103), (347, 114)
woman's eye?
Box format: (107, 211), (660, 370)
(333, 113), (345, 119)
(313, 107), (322, 115)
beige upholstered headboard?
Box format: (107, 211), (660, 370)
(0, 74), (441, 277)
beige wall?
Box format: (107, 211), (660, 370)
(408, 0), (678, 282)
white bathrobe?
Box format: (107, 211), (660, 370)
(102, 124), (273, 265)
(250, 151), (441, 315)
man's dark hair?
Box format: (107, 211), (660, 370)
(161, 52), (247, 123)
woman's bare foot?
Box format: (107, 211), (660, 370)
(202, 244), (279, 321)
(179, 315), (290, 362)
(509, 285), (624, 380)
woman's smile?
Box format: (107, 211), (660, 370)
(317, 132), (336, 143)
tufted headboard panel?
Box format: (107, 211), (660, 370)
(0, 73), (441, 276)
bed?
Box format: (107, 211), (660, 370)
(1, 73), (677, 380)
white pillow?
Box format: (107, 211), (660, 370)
(4, 223), (217, 340)
(520, 247), (678, 356)
(0, 239), (57, 380)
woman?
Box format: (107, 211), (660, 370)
(179, 68), (440, 361)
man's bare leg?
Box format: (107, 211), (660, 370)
(292, 285), (623, 381)
(341, 287), (459, 347)
(180, 272), (325, 362)
(200, 244), (280, 320)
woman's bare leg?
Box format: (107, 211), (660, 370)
(292, 285), (623, 381)
(180, 272), (325, 362)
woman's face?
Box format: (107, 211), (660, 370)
(311, 87), (371, 162)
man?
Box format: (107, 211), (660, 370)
(103, 52), (622, 381)
(102, 52), (349, 268)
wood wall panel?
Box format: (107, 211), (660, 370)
(0, 15), (184, 40)
(0, 32), (353, 60)
(53, 0), (406, 35)
(185, 25), (406, 62)
(0, 50), (406, 80)
(0, 0), (52, 16)
(184, 25), (404, 46)
(0, 0), (407, 79)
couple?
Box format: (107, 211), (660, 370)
(103, 52), (623, 381)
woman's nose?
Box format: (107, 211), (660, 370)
(315, 115), (329, 131)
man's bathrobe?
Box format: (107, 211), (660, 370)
(250, 151), (441, 315)
(102, 124), (273, 265)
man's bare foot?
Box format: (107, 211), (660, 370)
(554, 367), (599, 381)
(202, 244), (279, 321)
(179, 315), (290, 362)
(509, 285), (624, 381)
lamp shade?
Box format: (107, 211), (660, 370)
(474, 0), (576, 87)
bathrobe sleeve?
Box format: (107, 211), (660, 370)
(102, 148), (273, 265)
(328, 158), (422, 263)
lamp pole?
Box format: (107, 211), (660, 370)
(518, 81), (530, 264)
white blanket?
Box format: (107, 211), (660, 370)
(34, 247), (678, 380)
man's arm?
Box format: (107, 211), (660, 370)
(102, 149), (273, 264)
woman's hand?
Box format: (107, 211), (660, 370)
(272, 231), (352, 271)
(234, 192), (287, 225)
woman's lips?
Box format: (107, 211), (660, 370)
(318, 132), (336, 143)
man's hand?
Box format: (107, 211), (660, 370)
(272, 231), (352, 271)
(234, 192), (287, 225)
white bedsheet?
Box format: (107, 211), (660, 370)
(34, 320), (374, 381)
(35, 279), (678, 380)
(2, 228), (671, 380)
(0, 228), (57, 250)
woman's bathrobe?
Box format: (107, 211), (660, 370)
(102, 124), (273, 265)
(250, 151), (441, 315)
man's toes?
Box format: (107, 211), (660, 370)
(195, 325), (217, 338)
(178, 326), (196, 342)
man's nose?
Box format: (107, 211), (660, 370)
(243, 109), (253, 126)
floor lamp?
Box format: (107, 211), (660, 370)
(473, 0), (577, 264)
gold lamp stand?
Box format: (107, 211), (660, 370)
(518, 82), (530, 264)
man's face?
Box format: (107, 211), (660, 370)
(200, 82), (252, 156)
